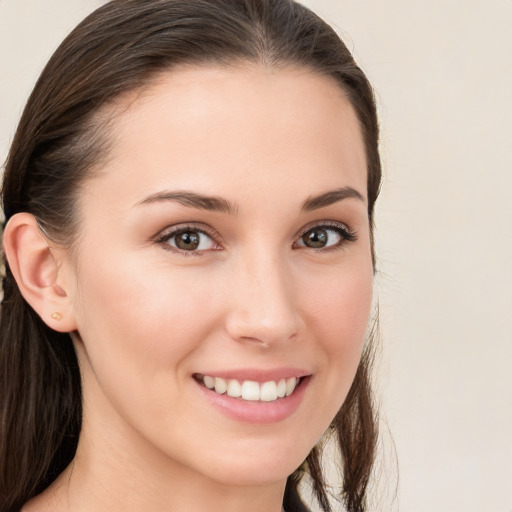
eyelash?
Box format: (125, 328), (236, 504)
(154, 221), (357, 256)
(155, 224), (221, 257)
(294, 221), (357, 252)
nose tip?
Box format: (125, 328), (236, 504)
(226, 318), (299, 349)
(224, 260), (301, 347)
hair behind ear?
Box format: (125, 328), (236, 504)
(0, 266), (82, 510)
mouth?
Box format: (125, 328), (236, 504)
(193, 373), (308, 402)
(193, 370), (312, 423)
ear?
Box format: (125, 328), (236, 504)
(2, 212), (78, 333)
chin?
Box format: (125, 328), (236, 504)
(188, 436), (313, 486)
(203, 459), (303, 487)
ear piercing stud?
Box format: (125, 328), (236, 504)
(51, 312), (62, 321)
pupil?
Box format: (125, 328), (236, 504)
(176, 231), (200, 250)
(304, 228), (327, 248)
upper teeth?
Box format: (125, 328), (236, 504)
(201, 375), (299, 402)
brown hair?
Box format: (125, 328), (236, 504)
(0, 1), (381, 511)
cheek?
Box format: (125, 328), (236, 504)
(72, 255), (213, 395)
(304, 260), (373, 348)
(71, 255), (226, 465)
(300, 259), (373, 406)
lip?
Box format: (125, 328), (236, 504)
(193, 369), (312, 424)
(194, 367), (311, 382)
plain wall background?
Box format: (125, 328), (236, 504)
(1, 1), (511, 511)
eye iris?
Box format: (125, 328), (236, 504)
(303, 228), (328, 248)
(175, 231), (200, 250)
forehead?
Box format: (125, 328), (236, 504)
(83, 64), (367, 209)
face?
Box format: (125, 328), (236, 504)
(64, 65), (373, 487)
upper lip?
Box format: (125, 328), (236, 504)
(194, 368), (312, 382)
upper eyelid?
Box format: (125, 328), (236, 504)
(294, 220), (352, 239)
(155, 223), (221, 242)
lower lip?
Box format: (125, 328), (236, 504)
(194, 377), (310, 424)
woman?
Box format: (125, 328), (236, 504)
(0, 1), (381, 511)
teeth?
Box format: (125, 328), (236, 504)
(276, 378), (287, 398)
(260, 381), (278, 401)
(200, 375), (301, 402)
(241, 381), (260, 401)
(214, 377), (227, 394)
(203, 375), (215, 389)
(227, 379), (242, 398)
(285, 377), (297, 397)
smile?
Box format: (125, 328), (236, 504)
(193, 369), (312, 423)
(195, 374), (301, 402)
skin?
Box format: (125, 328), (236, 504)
(23, 65), (373, 512)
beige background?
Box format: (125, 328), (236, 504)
(1, 1), (511, 511)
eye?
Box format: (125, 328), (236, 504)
(158, 226), (220, 253)
(295, 223), (356, 250)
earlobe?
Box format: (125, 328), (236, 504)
(2, 212), (78, 333)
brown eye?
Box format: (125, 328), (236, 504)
(302, 228), (329, 248)
(175, 230), (200, 250)
(162, 228), (218, 252)
(295, 224), (353, 250)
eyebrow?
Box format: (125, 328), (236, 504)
(135, 186), (365, 214)
(135, 190), (238, 214)
(301, 187), (365, 211)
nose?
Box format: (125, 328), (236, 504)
(224, 250), (301, 347)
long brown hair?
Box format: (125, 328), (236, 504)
(0, 1), (381, 511)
